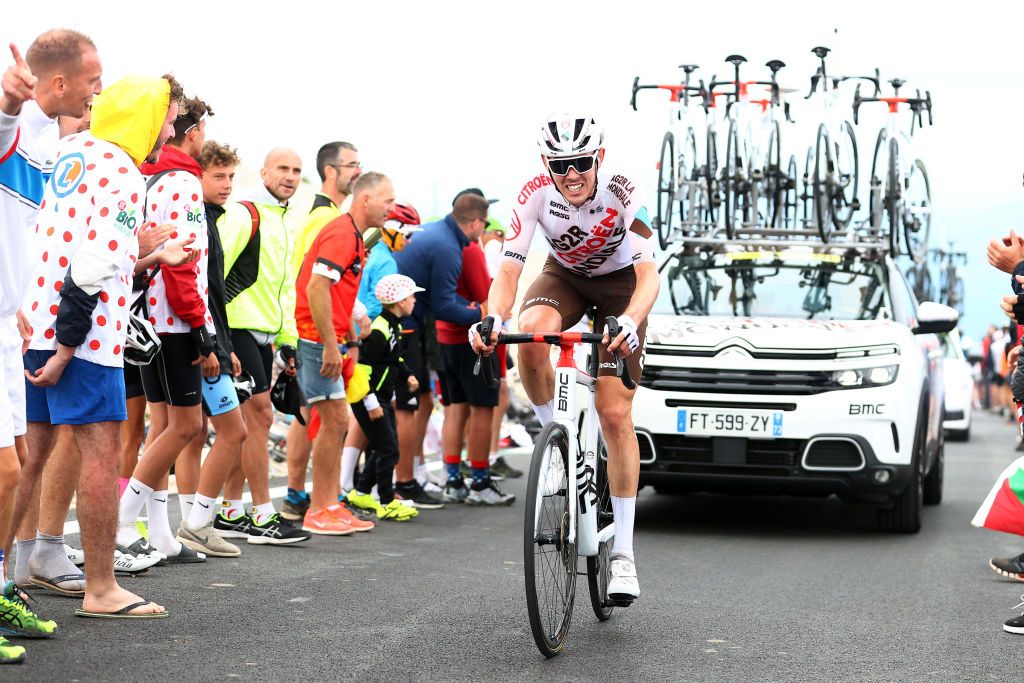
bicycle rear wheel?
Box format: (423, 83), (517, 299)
(723, 120), (742, 239)
(830, 120), (859, 229)
(812, 124), (834, 242)
(678, 127), (699, 234)
(524, 421), (578, 658)
(780, 155), (799, 229)
(764, 120), (783, 227)
(655, 132), (675, 250)
(886, 137), (901, 255)
(586, 431), (614, 621)
(703, 129), (719, 229)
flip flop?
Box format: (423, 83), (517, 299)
(28, 574), (85, 597)
(75, 600), (168, 619)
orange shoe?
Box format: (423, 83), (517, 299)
(326, 503), (375, 532)
(302, 507), (357, 536)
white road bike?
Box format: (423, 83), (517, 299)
(632, 65), (714, 248)
(475, 316), (636, 658)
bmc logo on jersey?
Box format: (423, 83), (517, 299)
(51, 153), (86, 198)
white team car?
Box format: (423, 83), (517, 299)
(633, 246), (958, 533)
(939, 330), (973, 441)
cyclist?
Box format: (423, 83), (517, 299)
(471, 114), (659, 602)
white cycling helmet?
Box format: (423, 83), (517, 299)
(233, 370), (256, 404)
(124, 311), (161, 366)
(536, 113), (604, 158)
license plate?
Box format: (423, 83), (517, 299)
(677, 409), (784, 437)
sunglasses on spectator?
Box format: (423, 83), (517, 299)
(546, 153), (598, 176)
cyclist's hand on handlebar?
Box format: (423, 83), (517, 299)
(604, 315), (640, 356)
(469, 314), (502, 355)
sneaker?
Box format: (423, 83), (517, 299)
(990, 553), (1024, 581)
(0, 582), (58, 638)
(544, 453), (566, 496)
(280, 493), (310, 522)
(0, 637), (24, 664)
(346, 490), (384, 515)
(178, 520), (241, 557)
(377, 499), (420, 521)
(64, 544), (84, 567)
(607, 554), (641, 603)
(157, 543), (206, 565)
(1006, 612), (1024, 634)
(467, 478), (515, 506)
(246, 513), (311, 545)
(490, 455), (523, 479)
(422, 479), (444, 495)
(302, 507), (357, 536)
(213, 512), (253, 539)
(395, 481), (445, 509)
(442, 480), (469, 504)
(337, 497), (377, 522)
(113, 548), (160, 574)
(326, 504), (375, 532)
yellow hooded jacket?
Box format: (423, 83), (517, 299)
(90, 75), (170, 167)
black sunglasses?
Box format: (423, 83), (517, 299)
(547, 153), (597, 176)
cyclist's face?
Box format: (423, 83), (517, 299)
(545, 148), (605, 207)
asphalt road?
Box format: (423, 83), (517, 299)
(13, 409), (1024, 682)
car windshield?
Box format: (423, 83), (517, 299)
(654, 249), (892, 321)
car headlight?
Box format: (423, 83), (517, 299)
(831, 365), (899, 388)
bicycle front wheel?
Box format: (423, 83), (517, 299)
(812, 124), (834, 242)
(903, 159), (931, 261)
(524, 421), (578, 658)
(586, 431), (614, 622)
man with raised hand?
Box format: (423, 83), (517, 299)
(19, 73), (195, 619)
(214, 148), (310, 545)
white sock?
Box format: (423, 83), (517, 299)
(532, 400), (554, 425)
(116, 477), (154, 546)
(489, 451), (499, 464)
(341, 446), (361, 492)
(221, 499), (245, 520)
(610, 496), (636, 560)
(146, 491), (182, 556)
(178, 493), (195, 521)
(186, 493), (218, 529)
(253, 502), (276, 525)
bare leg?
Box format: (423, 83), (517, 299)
(396, 408), (419, 482)
(442, 403), (469, 460)
(120, 395), (147, 478)
(467, 406), (494, 465)
(75, 421), (163, 615)
(0, 443), (21, 569)
(197, 408), (246, 499)
(131, 404), (203, 488)
(517, 306), (560, 405)
(285, 418), (311, 493)
(8, 422), (57, 554)
(174, 415), (206, 497)
(309, 399), (347, 513)
(489, 379), (508, 455)
(36, 429), (82, 536)
(239, 392), (273, 506)
(595, 377), (639, 497)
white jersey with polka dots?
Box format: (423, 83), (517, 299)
(25, 132), (143, 367)
(143, 170), (213, 335)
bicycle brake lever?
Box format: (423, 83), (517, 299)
(472, 317), (499, 389)
(604, 317), (637, 391)
(630, 76), (639, 111)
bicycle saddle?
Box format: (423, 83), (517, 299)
(725, 54), (747, 65)
(679, 64), (699, 73)
(766, 59), (786, 73)
(811, 46), (830, 58)
(889, 78), (906, 92)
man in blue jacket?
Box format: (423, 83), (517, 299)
(393, 192), (514, 505)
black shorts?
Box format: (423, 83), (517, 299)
(231, 329), (274, 395)
(140, 333), (202, 407)
(395, 327), (431, 411)
(439, 342), (499, 408)
(124, 363), (145, 400)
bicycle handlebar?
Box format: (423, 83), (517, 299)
(631, 76), (708, 112)
(852, 82), (933, 126)
(472, 316), (636, 390)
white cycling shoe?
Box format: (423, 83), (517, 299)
(607, 554), (641, 604)
(543, 452), (566, 497)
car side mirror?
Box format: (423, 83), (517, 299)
(912, 301), (959, 335)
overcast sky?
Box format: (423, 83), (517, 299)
(8, 0), (1022, 340)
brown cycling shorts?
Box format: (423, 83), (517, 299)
(520, 256), (646, 380)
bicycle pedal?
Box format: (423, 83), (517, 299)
(606, 595), (637, 608)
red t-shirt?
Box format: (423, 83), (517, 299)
(436, 240), (490, 344)
(295, 213), (365, 344)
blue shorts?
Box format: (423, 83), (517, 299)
(201, 373), (240, 417)
(24, 350), (127, 425)
(297, 339), (346, 404)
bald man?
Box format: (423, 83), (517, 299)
(213, 147), (310, 545)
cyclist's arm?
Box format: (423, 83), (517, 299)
(622, 202), (660, 323)
(487, 261), (523, 323)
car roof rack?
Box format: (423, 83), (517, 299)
(663, 219), (888, 256)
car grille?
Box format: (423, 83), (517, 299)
(641, 365), (834, 395)
(638, 433), (808, 474)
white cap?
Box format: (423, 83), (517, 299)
(376, 274), (424, 305)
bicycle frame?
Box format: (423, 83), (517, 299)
(533, 338), (612, 557)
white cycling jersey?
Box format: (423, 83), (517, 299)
(500, 171), (656, 277)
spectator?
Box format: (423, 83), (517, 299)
(393, 191), (514, 506)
